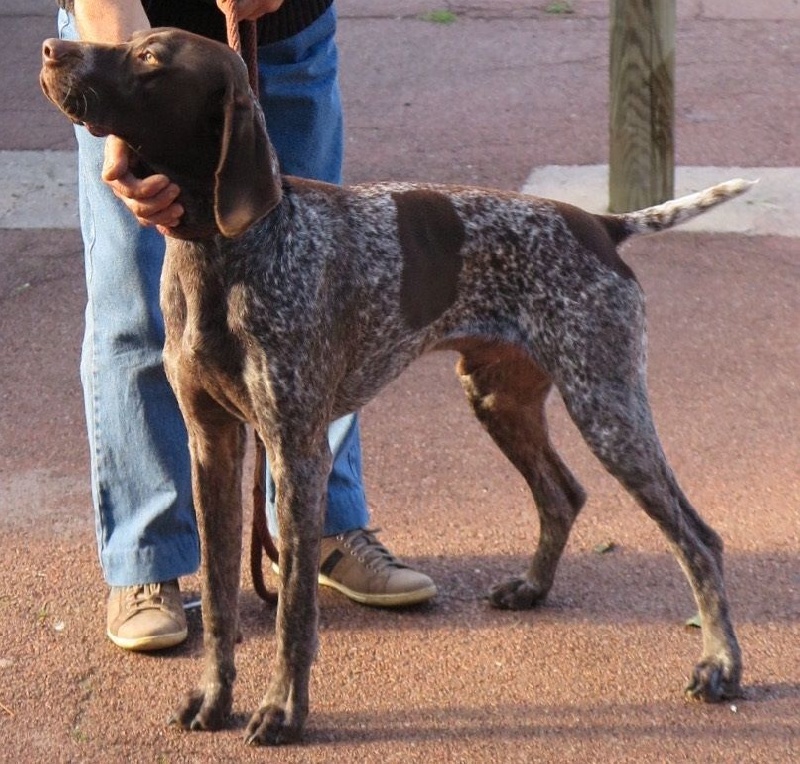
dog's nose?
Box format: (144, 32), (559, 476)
(42, 38), (75, 63)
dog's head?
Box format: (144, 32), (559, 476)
(40, 28), (282, 238)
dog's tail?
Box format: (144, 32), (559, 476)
(605, 178), (756, 242)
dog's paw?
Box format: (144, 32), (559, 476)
(685, 658), (742, 703)
(168, 687), (232, 732)
(244, 704), (304, 746)
(489, 577), (548, 610)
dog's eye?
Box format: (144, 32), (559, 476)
(139, 49), (158, 64)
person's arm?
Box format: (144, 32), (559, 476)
(74, 0), (286, 41)
(73, 0), (150, 43)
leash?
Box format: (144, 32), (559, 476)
(250, 434), (279, 603)
(219, 0), (259, 93)
(219, 0), (280, 604)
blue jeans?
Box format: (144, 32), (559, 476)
(59, 5), (369, 587)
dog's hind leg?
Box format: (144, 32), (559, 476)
(244, 428), (330, 746)
(560, 372), (742, 702)
(168, 391), (246, 732)
(456, 343), (587, 610)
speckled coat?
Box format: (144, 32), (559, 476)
(41, 27), (751, 747)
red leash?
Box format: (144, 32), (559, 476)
(219, 0), (259, 94)
(250, 434), (279, 603)
(219, 1), (280, 604)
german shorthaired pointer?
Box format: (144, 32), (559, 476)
(41, 28), (751, 746)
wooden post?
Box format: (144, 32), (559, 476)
(609, 0), (675, 212)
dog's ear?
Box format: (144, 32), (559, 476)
(214, 83), (282, 238)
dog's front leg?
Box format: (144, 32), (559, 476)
(245, 434), (329, 746)
(169, 393), (246, 732)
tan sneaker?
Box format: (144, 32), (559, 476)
(318, 529), (437, 607)
(106, 580), (188, 651)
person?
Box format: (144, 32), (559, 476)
(57, 0), (436, 652)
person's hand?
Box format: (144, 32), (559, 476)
(216, 0), (286, 22)
(102, 135), (184, 234)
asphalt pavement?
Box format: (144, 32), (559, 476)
(1, 2), (798, 762)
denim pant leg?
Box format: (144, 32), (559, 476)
(60, 13), (199, 588)
(258, 6), (370, 537)
(73, 127), (200, 586)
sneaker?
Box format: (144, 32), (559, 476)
(318, 528), (437, 607)
(106, 580), (188, 651)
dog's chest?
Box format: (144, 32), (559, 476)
(159, 241), (257, 405)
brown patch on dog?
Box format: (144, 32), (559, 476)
(394, 190), (466, 329)
(555, 202), (636, 281)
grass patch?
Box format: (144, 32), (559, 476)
(36, 600), (51, 624)
(71, 726), (88, 744)
(420, 9), (458, 24)
(546, 1), (575, 13)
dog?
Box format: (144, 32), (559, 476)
(41, 28), (750, 746)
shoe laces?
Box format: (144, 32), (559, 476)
(124, 582), (170, 612)
(338, 528), (409, 572)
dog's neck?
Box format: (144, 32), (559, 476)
(126, 150), (218, 240)
(133, 160), (281, 242)
(170, 179), (228, 241)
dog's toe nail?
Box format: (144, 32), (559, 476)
(685, 658), (740, 704)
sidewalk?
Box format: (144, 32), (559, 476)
(1, 2), (798, 762)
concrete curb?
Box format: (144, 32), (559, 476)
(3, 150), (797, 237)
(523, 165), (800, 236)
